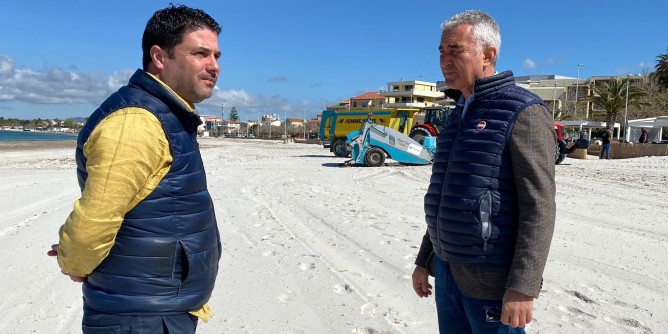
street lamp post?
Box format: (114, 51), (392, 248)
(284, 111), (287, 139)
(624, 75), (630, 142)
(220, 102), (225, 137)
(574, 64), (583, 120)
(552, 83), (558, 120)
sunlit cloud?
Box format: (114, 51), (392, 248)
(0, 55), (15, 76)
(0, 54), (314, 120)
(0, 55), (117, 105)
(523, 58), (538, 69)
(200, 88), (304, 119)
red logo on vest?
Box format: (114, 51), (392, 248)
(476, 121), (487, 131)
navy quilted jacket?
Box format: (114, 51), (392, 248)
(76, 70), (221, 315)
(425, 71), (545, 266)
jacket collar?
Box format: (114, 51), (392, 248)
(473, 70), (515, 99)
(128, 69), (203, 131)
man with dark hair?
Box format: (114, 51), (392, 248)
(639, 128), (648, 143)
(48, 5), (222, 333)
(411, 10), (556, 333)
(600, 128), (612, 159)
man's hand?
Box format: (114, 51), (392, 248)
(47, 244), (86, 283)
(411, 266), (433, 298)
(46, 243), (59, 257)
(501, 289), (533, 328)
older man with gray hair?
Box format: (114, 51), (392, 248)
(412, 10), (556, 333)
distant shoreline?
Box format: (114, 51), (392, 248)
(0, 140), (76, 151)
(0, 129), (78, 142)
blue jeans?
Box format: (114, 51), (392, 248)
(82, 305), (198, 333)
(434, 256), (525, 334)
(600, 143), (611, 159)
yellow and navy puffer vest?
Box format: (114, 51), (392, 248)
(75, 69), (221, 315)
(424, 71), (546, 267)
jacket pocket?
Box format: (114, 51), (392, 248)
(172, 241), (190, 285)
(175, 240), (219, 285)
(478, 190), (493, 251)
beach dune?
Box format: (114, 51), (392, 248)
(0, 139), (666, 333)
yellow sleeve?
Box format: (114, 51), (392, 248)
(57, 108), (172, 276)
(189, 304), (214, 322)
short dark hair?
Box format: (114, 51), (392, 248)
(142, 4), (221, 69)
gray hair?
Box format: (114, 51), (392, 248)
(441, 10), (501, 62)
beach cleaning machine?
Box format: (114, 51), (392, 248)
(344, 115), (436, 167)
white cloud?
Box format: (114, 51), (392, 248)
(0, 54), (312, 119)
(106, 70), (135, 91)
(0, 55), (118, 105)
(523, 58), (538, 69)
(545, 58), (555, 66)
(0, 55), (15, 76)
(198, 87), (304, 119)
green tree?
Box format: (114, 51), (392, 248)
(582, 77), (647, 130)
(655, 48), (668, 90)
(229, 106), (239, 121)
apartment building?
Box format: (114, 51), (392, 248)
(349, 92), (385, 109)
(326, 92), (385, 111)
(515, 74), (644, 120)
(326, 98), (351, 111)
(198, 115), (222, 134)
(380, 80), (444, 111)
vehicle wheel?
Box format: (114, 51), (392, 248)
(409, 127), (432, 145)
(364, 147), (385, 167)
(555, 141), (567, 165)
(332, 139), (350, 157)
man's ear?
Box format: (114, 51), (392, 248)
(149, 45), (165, 71)
(482, 46), (497, 67)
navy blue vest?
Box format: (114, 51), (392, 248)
(424, 71), (546, 266)
(76, 70), (221, 315)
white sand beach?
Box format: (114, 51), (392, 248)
(0, 138), (666, 334)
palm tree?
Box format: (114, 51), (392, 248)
(656, 48), (668, 89)
(582, 77), (646, 131)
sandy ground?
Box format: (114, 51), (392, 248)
(0, 138), (666, 334)
(0, 140), (76, 151)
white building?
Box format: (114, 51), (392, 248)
(380, 80), (444, 111)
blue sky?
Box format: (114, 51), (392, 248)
(1, 0), (666, 121)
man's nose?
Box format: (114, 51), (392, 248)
(207, 55), (220, 74)
(440, 55), (450, 68)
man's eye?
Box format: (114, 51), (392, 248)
(446, 48), (462, 56)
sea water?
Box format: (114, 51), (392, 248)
(0, 130), (77, 142)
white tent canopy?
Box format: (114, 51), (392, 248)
(557, 120), (621, 141)
(627, 116), (668, 143)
